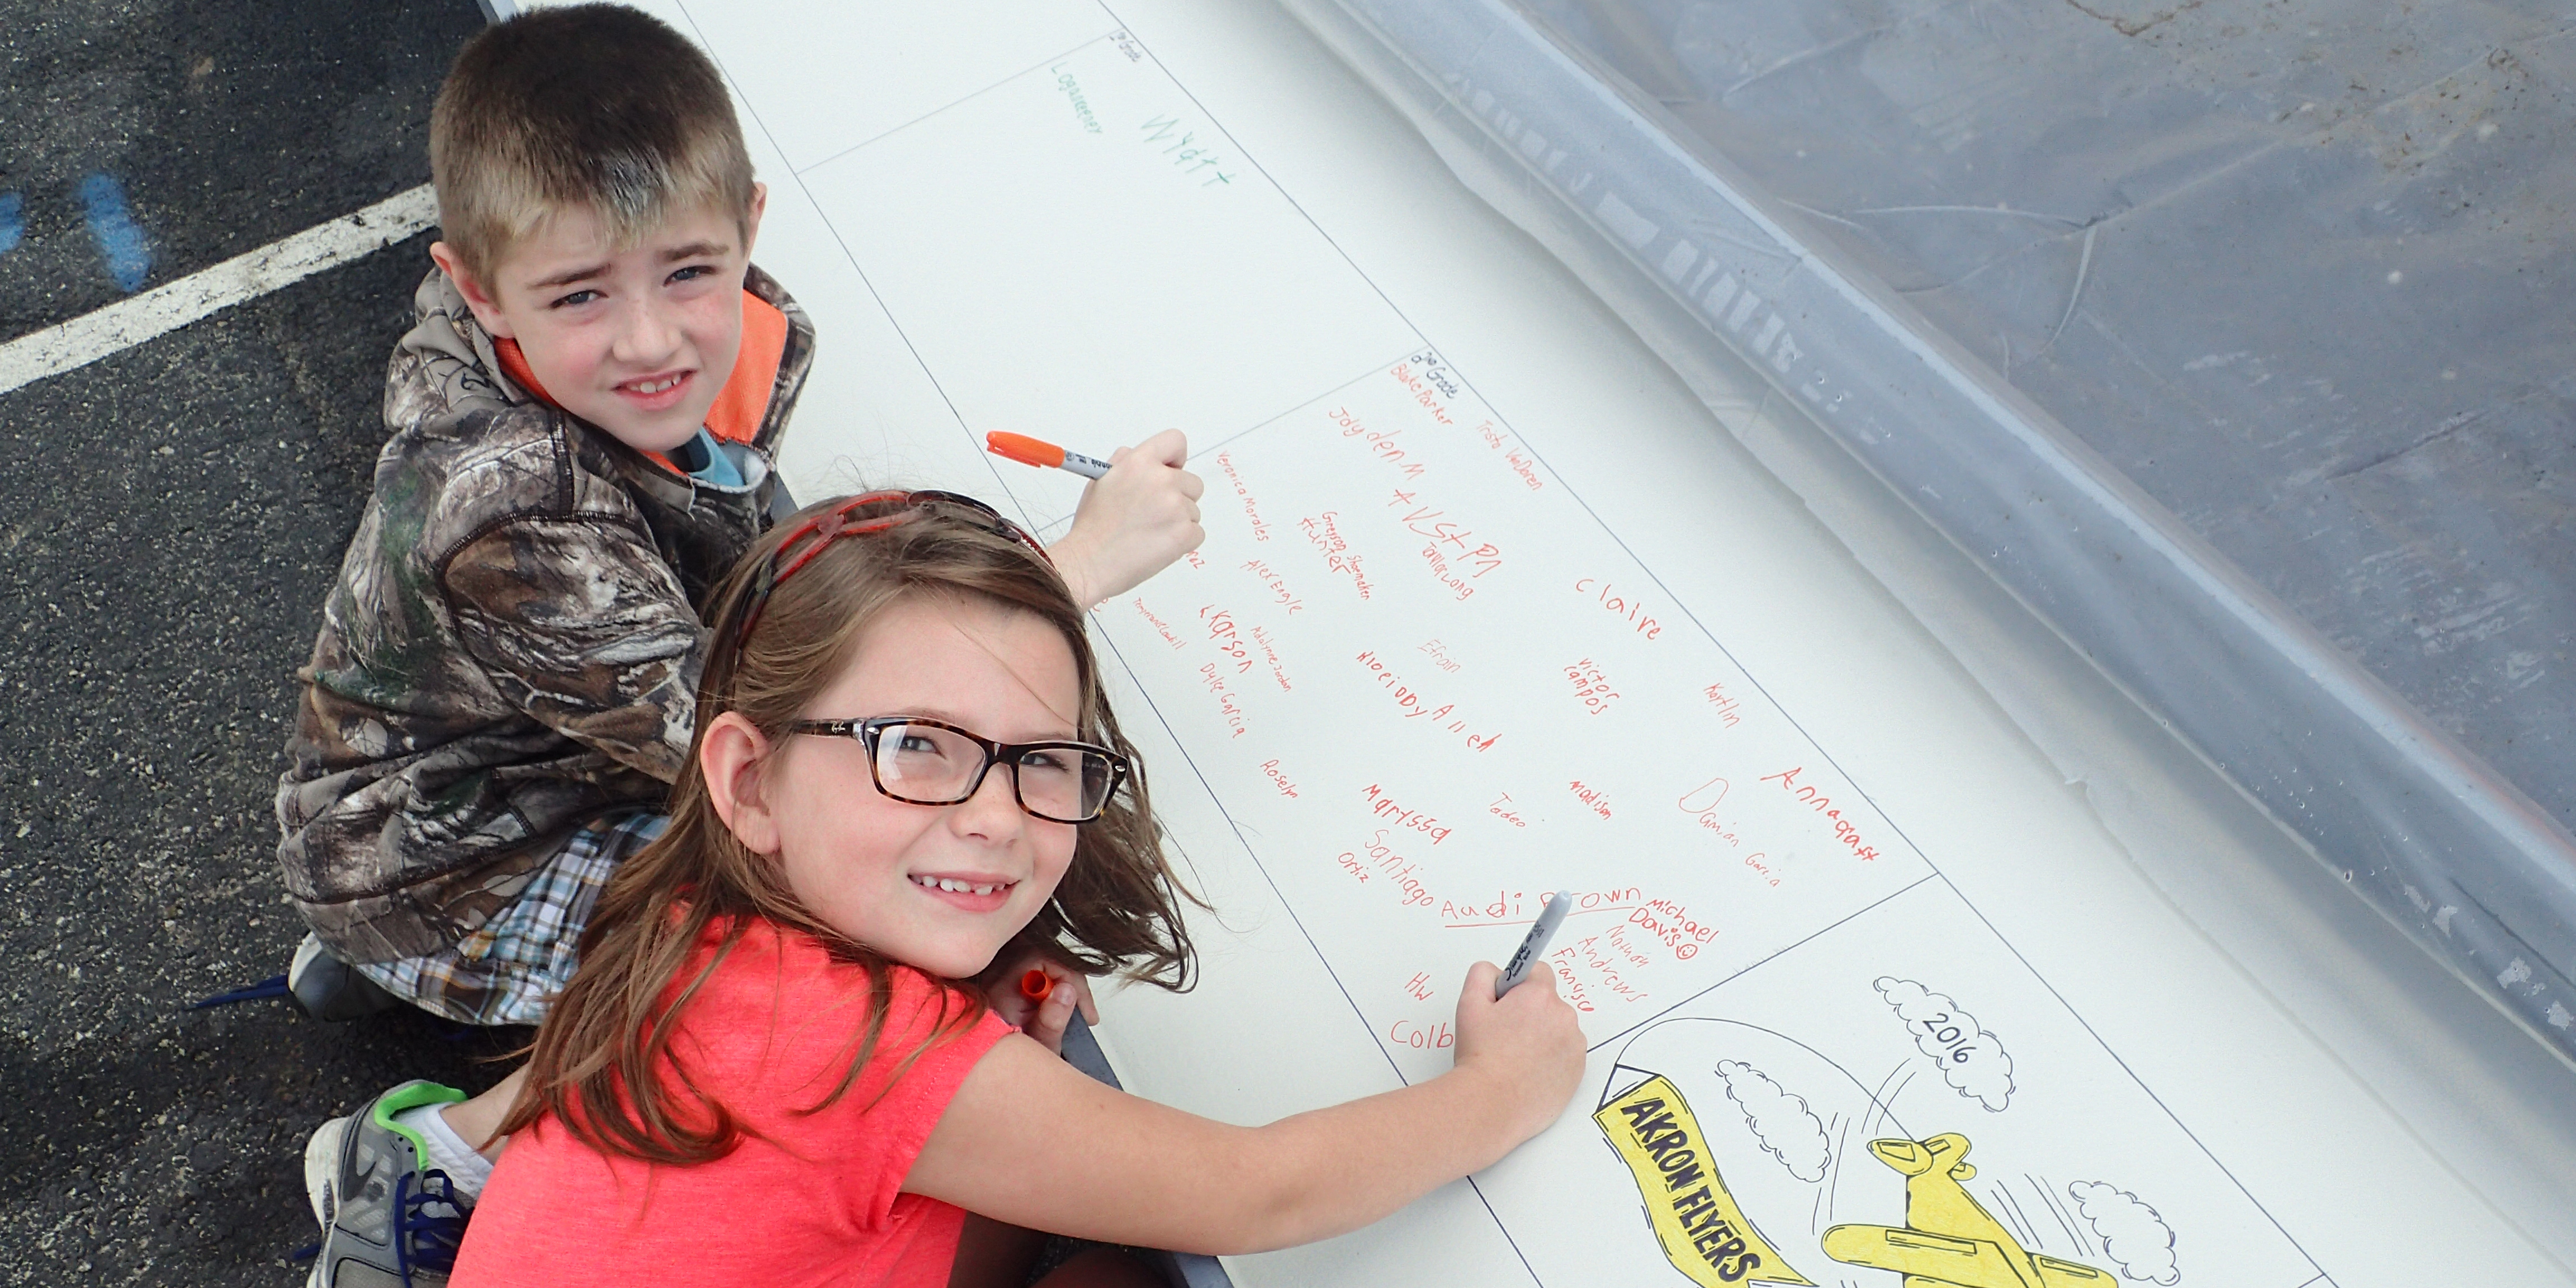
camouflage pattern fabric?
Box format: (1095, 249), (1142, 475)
(277, 266), (813, 963)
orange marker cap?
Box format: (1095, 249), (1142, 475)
(1019, 968), (1054, 1003)
(987, 432), (1067, 470)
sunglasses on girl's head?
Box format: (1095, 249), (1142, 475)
(736, 490), (1052, 646)
(791, 716), (1128, 823)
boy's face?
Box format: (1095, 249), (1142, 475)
(431, 185), (766, 454)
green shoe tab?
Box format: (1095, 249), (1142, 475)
(368, 1080), (468, 1158)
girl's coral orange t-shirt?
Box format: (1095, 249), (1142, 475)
(450, 917), (1012, 1287)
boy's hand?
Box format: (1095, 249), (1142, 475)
(982, 953), (1098, 1055)
(1050, 429), (1205, 609)
(1450, 960), (1585, 1145)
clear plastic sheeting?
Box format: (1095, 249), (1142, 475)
(1521, 0), (2576, 840)
(1276, 0), (2576, 1064)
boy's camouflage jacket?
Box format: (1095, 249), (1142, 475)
(277, 266), (813, 963)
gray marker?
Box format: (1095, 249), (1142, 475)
(1495, 890), (1575, 998)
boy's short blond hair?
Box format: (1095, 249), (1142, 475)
(430, 3), (756, 283)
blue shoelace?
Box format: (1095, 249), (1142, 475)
(393, 1168), (471, 1284)
(190, 973), (291, 1008)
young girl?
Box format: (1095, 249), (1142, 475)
(446, 491), (1584, 1287)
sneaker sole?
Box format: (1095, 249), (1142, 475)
(302, 1115), (349, 1288)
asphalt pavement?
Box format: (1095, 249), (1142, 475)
(0, 2), (513, 1281)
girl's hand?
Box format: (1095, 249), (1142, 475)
(1049, 429), (1206, 609)
(910, 958), (1587, 1254)
(1449, 960), (1585, 1145)
(982, 954), (1098, 1055)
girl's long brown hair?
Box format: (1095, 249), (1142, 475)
(502, 494), (1200, 1164)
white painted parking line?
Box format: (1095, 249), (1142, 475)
(0, 183), (437, 397)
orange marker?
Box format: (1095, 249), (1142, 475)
(987, 431), (1112, 480)
(1020, 968), (1055, 1004)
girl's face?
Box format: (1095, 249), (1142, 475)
(744, 594), (1083, 978)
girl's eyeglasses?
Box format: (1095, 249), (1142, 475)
(791, 716), (1129, 823)
(737, 490), (1052, 645)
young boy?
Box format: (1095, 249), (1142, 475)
(280, 8), (1201, 1284)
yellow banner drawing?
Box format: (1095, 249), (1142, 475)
(1595, 1074), (1813, 1287)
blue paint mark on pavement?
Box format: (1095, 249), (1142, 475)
(0, 193), (23, 257)
(80, 173), (153, 292)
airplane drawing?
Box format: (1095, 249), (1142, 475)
(1821, 1134), (2110, 1288)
